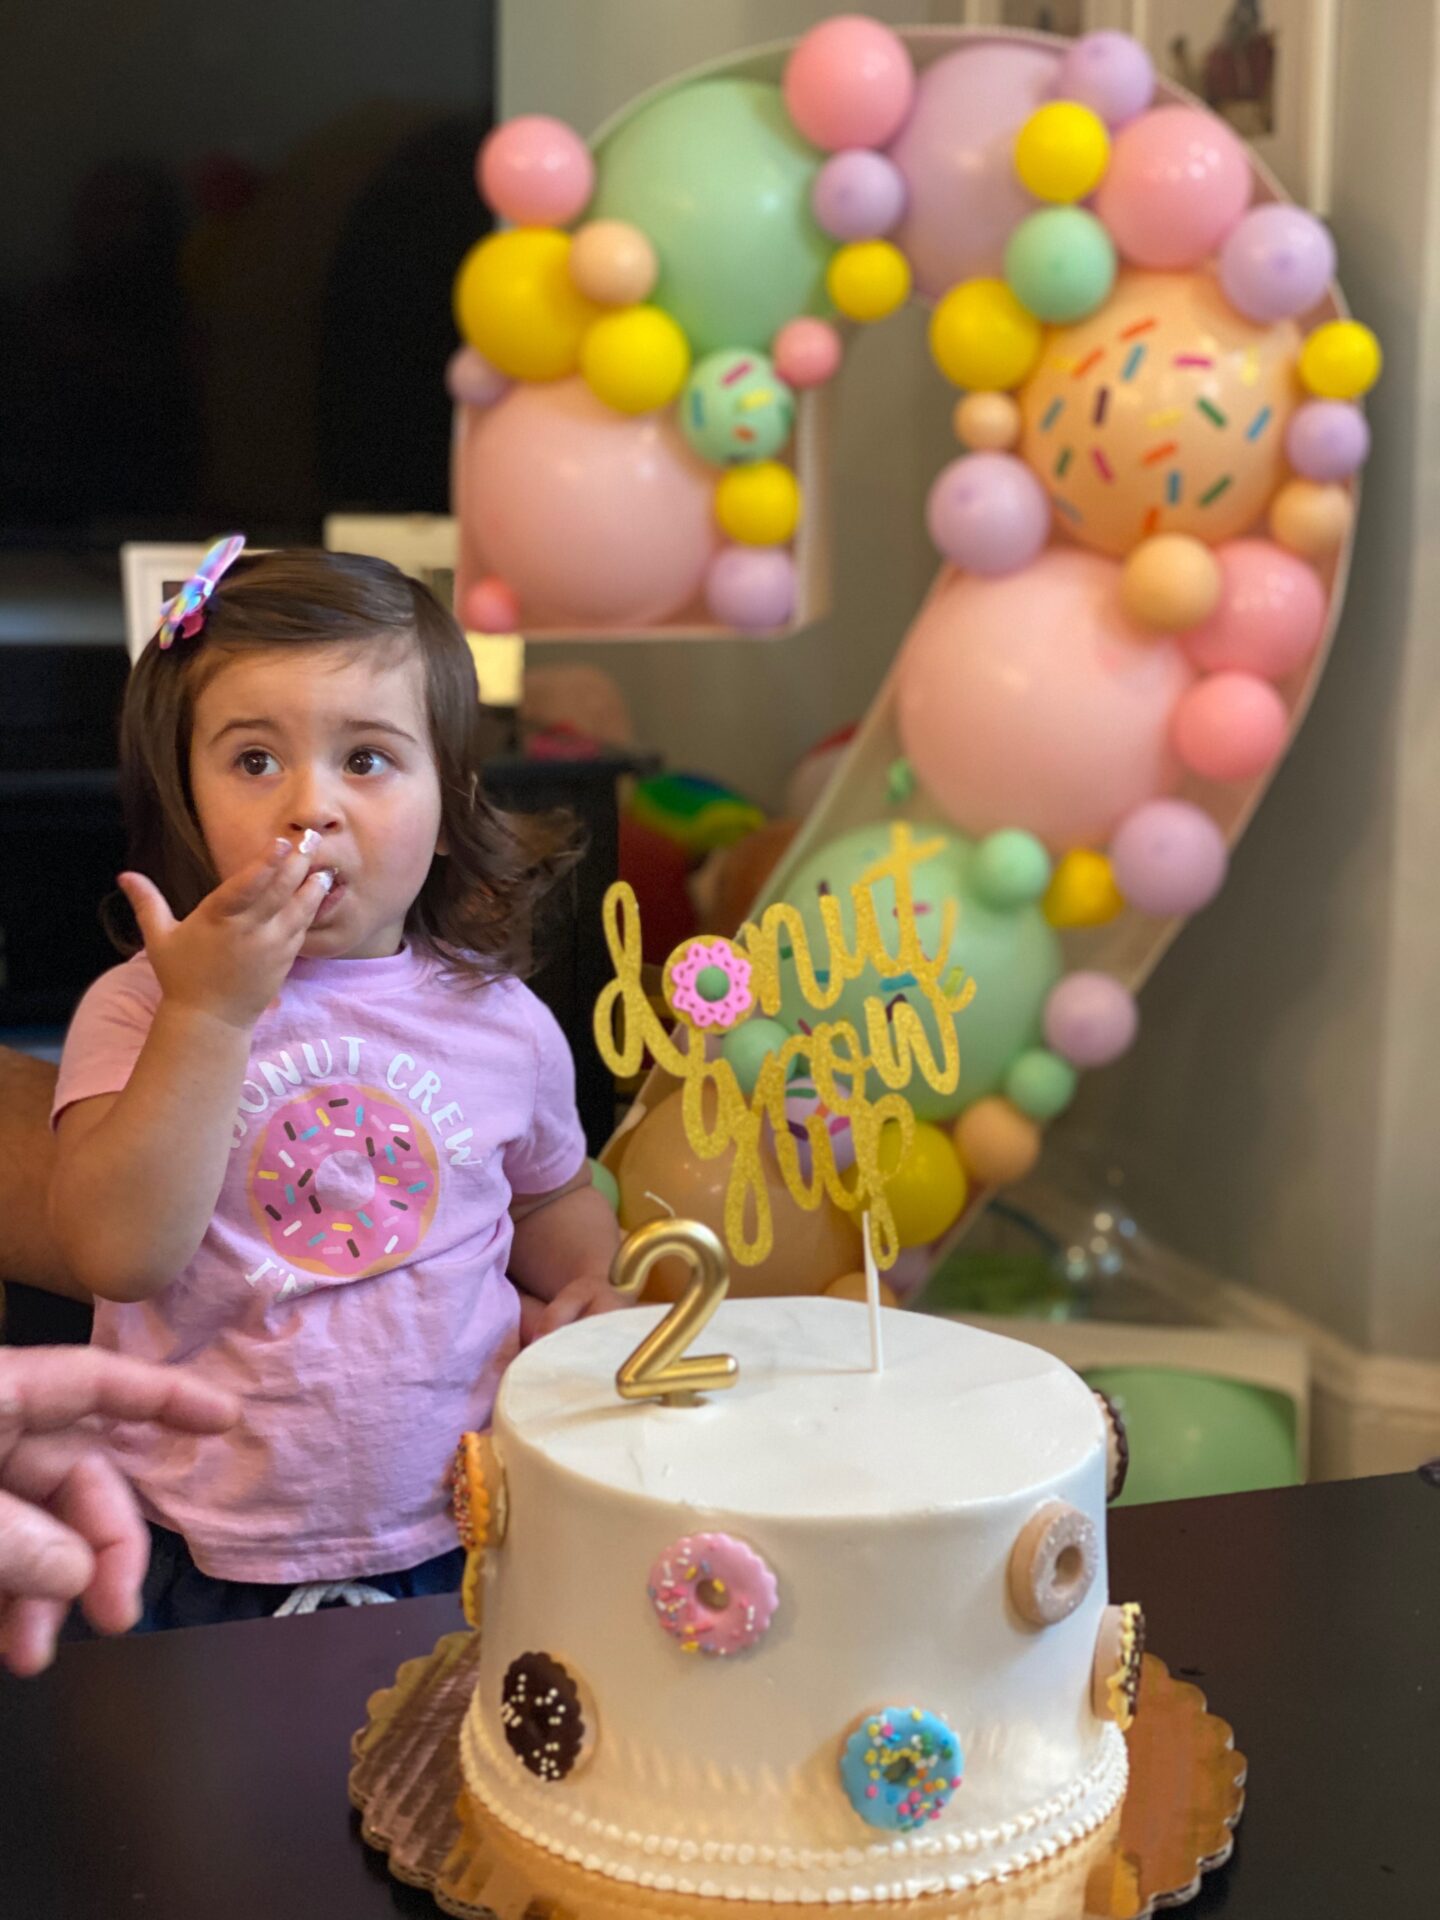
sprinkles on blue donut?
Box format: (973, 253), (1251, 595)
(840, 1706), (963, 1832)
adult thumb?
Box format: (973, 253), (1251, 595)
(117, 872), (176, 949)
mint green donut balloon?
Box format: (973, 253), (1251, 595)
(774, 821), (1061, 1121)
(591, 80), (831, 355)
(1084, 1368), (1301, 1507)
(681, 350), (796, 466)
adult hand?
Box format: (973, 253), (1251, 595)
(0, 1348), (238, 1677)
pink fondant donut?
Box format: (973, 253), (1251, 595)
(647, 1532), (779, 1656)
(247, 1081), (440, 1279)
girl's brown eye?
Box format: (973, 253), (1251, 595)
(347, 749), (390, 776)
(239, 750), (273, 776)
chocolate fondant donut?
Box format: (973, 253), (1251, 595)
(1093, 1388), (1130, 1502)
(500, 1652), (593, 1781)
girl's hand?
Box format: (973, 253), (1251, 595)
(533, 1271), (633, 1340)
(117, 840), (332, 1031)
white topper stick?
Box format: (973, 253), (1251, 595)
(862, 1211), (885, 1374)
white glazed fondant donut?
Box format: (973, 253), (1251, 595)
(247, 1081), (440, 1279)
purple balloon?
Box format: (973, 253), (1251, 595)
(445, 346), (510, 408)
(1218, 205), (1336, 323)
(1056, 32), (1155, 128)
(889, 42), (1063, 301)
(1044, 973), (1139, 1069)
(1110, 799), (1228, 919)
(926, 453), (1051, 575)
(812, 149), (908, 242)
(1285, 400), (1371, 481)
(705, 546), (797, 631)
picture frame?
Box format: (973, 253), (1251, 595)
(959, 1), (1137, 31)
(1135, 0), (1337, 212)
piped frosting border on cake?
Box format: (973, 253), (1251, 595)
(460, 1707), (1127, 1903)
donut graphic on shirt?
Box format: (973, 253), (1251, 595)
(247, 1083), (440, 1280)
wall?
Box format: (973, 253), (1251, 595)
(504, 1), (1440, 1363)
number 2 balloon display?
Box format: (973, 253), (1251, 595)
(449, 18), (1374, 1288)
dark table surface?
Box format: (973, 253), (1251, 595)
(2, 1472), (1435, 1918)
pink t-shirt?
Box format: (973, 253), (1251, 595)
(52, 946), (587, 1582)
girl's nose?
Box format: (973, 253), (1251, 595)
(285, 773), (341, 838)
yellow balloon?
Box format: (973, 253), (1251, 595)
(714, 461), (801, 545)
(1014, 102), (1111, 204)
(580, 305), (691, 414)
(1298, 320), (1381, 400)
(876, 1120), (969, 1249)
(930, 278), (1043, 391)
(1043, 849), (1125, 929)
(826, 240), (912, 323)
(453, 228), (599, 382)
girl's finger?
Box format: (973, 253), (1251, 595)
(215, 839), (296, 919)
(116, 872), (177, 949)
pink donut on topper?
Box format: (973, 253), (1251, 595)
(247, 1081), (440, 1280)
(647, 1532), (779, 1656)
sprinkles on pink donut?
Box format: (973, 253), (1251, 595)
(647, 1531), (779, 1656)
(247, 1081), (439, 1280)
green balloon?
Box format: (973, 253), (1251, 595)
(1004, 1047), (1077, 1120)
(591, 79), (831, 355)
(971, 830), (1052, 912)
(680, 350), (796, 466)
(1004, 207), (1116, 326)
(588, 1158), (620, 1212)
(774, 822), (1061, 1121)
(1084, 1367), (1300, 1506)
(720, 1016), (794, 1096)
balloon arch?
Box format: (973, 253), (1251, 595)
(445, 17), (1376, 1295)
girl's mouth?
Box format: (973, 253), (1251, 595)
(313, 871), (346, 922)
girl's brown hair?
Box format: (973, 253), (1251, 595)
(111, 548), (577, 983)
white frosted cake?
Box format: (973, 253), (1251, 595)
(456, 1298), (1141, 1905)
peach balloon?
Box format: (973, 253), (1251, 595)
(1018, 270), (1300, 558)
(1172, 671), (1289, 783)
(616, 1091), (863, 1300)
(954, 391), (1023, 451)
(1269, 479), (1354, 559)
(896, 547), (1194, 850)
(954, 1098), (1042, 1189)
(458, 378), (718, 627)
(569, 219), (658, 307)
(1120, 533), (1222, 631)
(825, 1270), (900, 1308)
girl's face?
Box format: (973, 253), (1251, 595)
(189, 643), (445, 961)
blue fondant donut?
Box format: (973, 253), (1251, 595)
(839, 1706), (964, 1832)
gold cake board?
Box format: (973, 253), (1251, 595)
(350, 1631), (1245, 1920)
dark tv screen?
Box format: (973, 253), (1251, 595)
(0, 2), (496, 549)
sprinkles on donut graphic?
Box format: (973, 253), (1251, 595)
(500, 1651), (594, 1781)
(647, 1531), (779, 1656)
(839, 1706), (963, 1833)
(247, 1082), (439, 1279)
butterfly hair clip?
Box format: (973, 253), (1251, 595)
(155, 533), (247, 650)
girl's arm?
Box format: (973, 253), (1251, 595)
(48, 841), (330, 1303)
(508, 1166), (627, 1337)
(50, 1006), (253, 1302)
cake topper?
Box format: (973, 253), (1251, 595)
(595, 823), (975, 1272)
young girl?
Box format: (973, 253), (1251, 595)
(47, 544), (624, 1627)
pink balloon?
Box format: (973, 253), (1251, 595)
(1044, 973), (1139, 1068)
(773, 317), (843, 388)
(1094, 106), (1252, 269)
(1172, 672), (1289, 783)
(896, 549), (1194, 851)
(458, 380), (718, 628)
(888, 42), (1063, 300)
(464, 576), (520, 634)
(783, 17), (915, 153)
(478, 115), (594, 227)
(1182, 540), (1327, 681)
